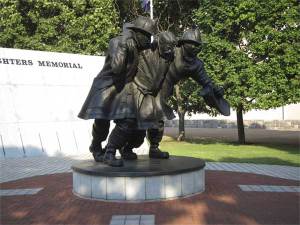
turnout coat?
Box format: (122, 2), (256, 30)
(158, 47), (212, 120)
(132, 47), (172, 129)
(79, 33), (175, 129)
(78, 33), (138, 120)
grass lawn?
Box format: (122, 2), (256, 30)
(160, 136), (300, 167)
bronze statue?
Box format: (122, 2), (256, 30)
(103, 31), (177, 166)
(78, 16), (157, 162)
(122, 29), (230, 160)
(78, 16), (230, 166)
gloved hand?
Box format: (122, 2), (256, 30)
(120, 34), (136, 52)
(199, 83), (213, 97)
(126, 38), (136, 52)
(200, 84), (224, 98)
(213, 86), (224, 98)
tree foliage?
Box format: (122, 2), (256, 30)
(193, 0), (299, 143)
(194, 0), (300, 111)
(116, 0), (198, 33)
(0, 0), (120, 55)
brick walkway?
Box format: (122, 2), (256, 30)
(1, 171), (299, 225)
(1, 155), (299, 225)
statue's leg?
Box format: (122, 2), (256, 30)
(147, 121), (169, 159)
(120, 129), (146, 160)
(90, 119), (110, 162)
(104, 118), (138, 166)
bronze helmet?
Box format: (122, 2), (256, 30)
(127, 16), (157, 36)
(178, 29), (202, 45)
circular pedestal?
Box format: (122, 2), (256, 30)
(72, 155), (205, 202)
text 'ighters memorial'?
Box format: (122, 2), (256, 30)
(0, 57), (83, 69)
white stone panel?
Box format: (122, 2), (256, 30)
(0, 86), (18, 123)
(44, 86), (70, 122)
(38, 123), (61, 156)
(72, 168), (205, 201)
(73, 74), (94, 87)
(8, 63), (45, 85)
(73, 172), (79, 194)
(55, 122), (78, 156)
(165, 174), (182, 198)
(107, 177), (125, 200)
(0, 142), (4, 158)
(41, 67), (70, 86)
(64, 86), (89, 120)
(0, 48), (10, 84)
(0, 72), (9, 85)
(182, 171), (195, 195)
(0, 124), (24, 158)
(92, 176), (107, 199)
(145, 176), (165, 200)
(71, 121), (93, 154)
(125, 177), (146, 201)
(194, 170), (205, 193)
(18, 123), (44, 156)
(78, 173), (92, 198)
(11, 85), (50, 122)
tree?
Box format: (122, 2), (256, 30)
(169, 80), (218, 141)
(0, 0), (120, 55)
(194, 0), (300, 143)
(115, 0), (198, 33)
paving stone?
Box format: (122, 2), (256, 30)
(126, 215), (140, 220)
(239, 185), (300, 193)
(110, 220), (125, 225)
(124, 219), (139, 225)
(140, 215), (154, 221)
(238, 185), (252, 192)
(111, 215), (126, 220)
(0, 188), (43, 196)
(140, 215), (155, 225)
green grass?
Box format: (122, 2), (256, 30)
(160, 137), (300, 167)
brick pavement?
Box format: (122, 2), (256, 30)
(0, 171), (299, 225)
(1, 155), (299, 224)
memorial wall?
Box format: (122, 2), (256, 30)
(0, 47), (148, 158)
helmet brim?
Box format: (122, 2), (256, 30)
(127, 27), (152, 36)
(178, 39), (204, 46)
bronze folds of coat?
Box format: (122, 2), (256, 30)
(130, 40), (174, 129)
(157, 47), (213, 120)
(78, 34), (138, 120)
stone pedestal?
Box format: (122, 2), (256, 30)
(72, 155), (205, 202)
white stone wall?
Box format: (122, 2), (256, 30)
(186, 104), (300, 121)
(0, 47), (148, 158)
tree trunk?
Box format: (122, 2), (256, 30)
(175, 84), (186, 141)
(177, 110), (186, 141)
(236, 104), (246, 144)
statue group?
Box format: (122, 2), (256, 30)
(78, 16), (230, 167)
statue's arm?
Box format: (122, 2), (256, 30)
(190, 59), (224, 97)
(110, 38), (128, 75)
(190, 59), (212, 87)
